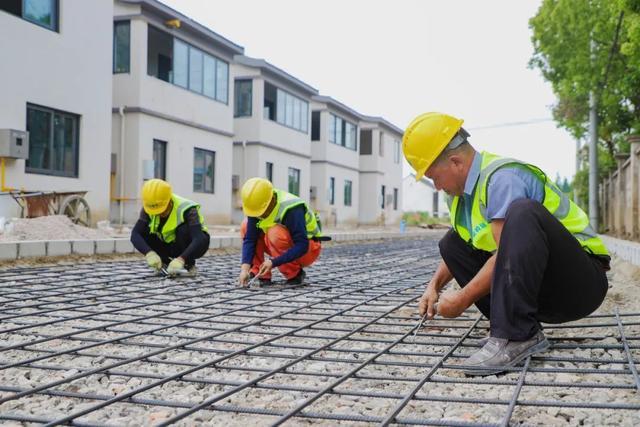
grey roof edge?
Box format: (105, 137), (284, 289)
(234, 55), (318, 96)
(360, 115), (404, 135)
(119, 0), (244, 55)
(311, 95), (364, 121)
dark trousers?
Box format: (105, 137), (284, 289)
(144, 224), (209, 267)
(439, 199), (609, 341)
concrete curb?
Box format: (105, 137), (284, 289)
(0, 230), (435, 260)
(601, 235), (640, 267)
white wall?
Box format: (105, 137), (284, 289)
(112, 14), (236, 224)
(0, 1), (113, 222)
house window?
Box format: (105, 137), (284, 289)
(264, 82), (308, 132)
(193, 148), (215, 193)
(147, 25), (228, 103)
(234, 79), (252, 117)
(329, 114), (357, 151)
(433, 192), (439, 217)
(329, 177), (335, 205)
(360, 130), (372, 155)
(344, 180), (352, 206)
(394, 140), (400, 164)
(381, 185), (386, 209)
(288, 167), (300, 196)
(266, 162), (273, 182)
(113, 21), (130, 74)
(2, 0), (58, 31)
(153, 139), (167, 180)
(26, 104), (79, 177)
(311, 111), (320, 141)
(393, 188), (399, 210)
(379, 132), (384, 156)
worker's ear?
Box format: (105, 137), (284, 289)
(448, 154), (464, 169)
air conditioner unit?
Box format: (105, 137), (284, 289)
(0, 129), (29, 159)
(232, 174), (240, 190)
(310, 186), (317, 199)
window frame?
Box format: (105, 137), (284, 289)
(288, 167), (301, 196)
(329, 113), (357, 151)
(329, 177), (335, 205)
(393, 139), (401, 164)
(263, 82), (309, 133)
(393, 188), (399, 210)
(113, 20), (131, 74)
(147, 25), (229, 105)
(1, 0), (60, 32)
(344, 179), (352, 207)
(234, 79), (253, 117)
(25, 103), (80, 178)
(193, 147), (215, 194)
(152, 139), (167, 180)
(266, 161), (273, 182)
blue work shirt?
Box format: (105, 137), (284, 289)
(242, 205), (309, 267)
(458, 152), (544, 227)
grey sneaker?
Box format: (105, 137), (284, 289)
(462, 330), (550, 376)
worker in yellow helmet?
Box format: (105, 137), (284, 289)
(130, 179), (210, 276)
(404, 112), (610, 376)
(237, 177), (326, 287)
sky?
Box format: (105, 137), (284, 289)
(162, 0), (578, 183)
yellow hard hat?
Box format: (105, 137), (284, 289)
(141, 179), (172, 215)
(402, 112), (464, 181)
(241, 177), (274, 217)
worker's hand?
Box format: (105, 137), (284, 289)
(145, 251), (162, 271)
(167, 257), (185, 276)
(257, 259), (273, 278)
(238, 264), (251, 287)
(436, 289), (468, 318)
(418, 283), (439, 319)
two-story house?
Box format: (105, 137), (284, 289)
(309, 96), (362, 227)
(231, 55), (318, 224)
(0, 0), (113, 221)
(358, 116), (404, 225)
(112, 0), (243, 224)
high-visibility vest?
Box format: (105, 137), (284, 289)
(148, 194), (208, 243)
(256, 189), (322, 238)
(448, 151), (609, 255)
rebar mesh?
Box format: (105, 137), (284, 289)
(0, 237), (638, 426)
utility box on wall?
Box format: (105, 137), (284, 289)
(0, 129), (29, 159)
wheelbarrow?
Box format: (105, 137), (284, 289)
(6, 190), (92, 226)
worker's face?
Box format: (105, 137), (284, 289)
(424, 154), (466, 196)
(159, 200), (173, 218)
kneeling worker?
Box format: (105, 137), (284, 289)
(131, 179), (210, 276)
(403, 112), (610, 375)
(238, 177), (324, 286)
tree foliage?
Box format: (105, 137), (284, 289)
(529, 0), (640, 208)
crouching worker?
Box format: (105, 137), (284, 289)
(131, 179), (210, 277)
(237, 177), (326, 287)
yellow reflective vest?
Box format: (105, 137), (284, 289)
(256, 189), (321, 238)
(148, 194), (208, 243)
(448, 152), (609, 256)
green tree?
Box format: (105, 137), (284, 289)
(530, 0), (640, 209)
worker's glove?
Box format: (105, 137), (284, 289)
(167, 257), (186, 276)
(145, 251), (162, 271)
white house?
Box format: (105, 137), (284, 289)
(402, 173), (449, 218)
(0, 0), (113, 223)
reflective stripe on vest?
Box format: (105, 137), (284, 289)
(148, 194), (208, 243)
(449, 152), (608, 255)
(256, 189), (321, 238)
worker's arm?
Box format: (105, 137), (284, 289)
(178, 207), (209, 261)
(130, 209), (153, 255)
(436, 220), (504, 318)
(418, 259), (454, 318)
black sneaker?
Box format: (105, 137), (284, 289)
(286, 269), (306, 285)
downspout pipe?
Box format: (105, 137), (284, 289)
(119, 106), (126, 226)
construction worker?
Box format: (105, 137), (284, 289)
(238, 177), (324, 286)
(403, 112), (610, 376)
(131, 179), (210, 276)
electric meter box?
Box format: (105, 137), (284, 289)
(0, 129), (29, 159)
